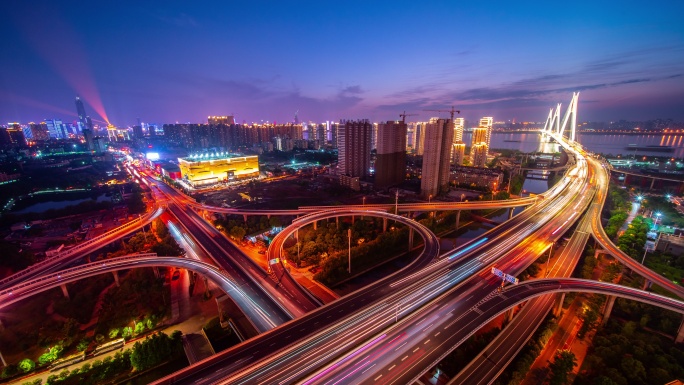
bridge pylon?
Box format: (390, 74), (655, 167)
(541, 92), (579, 143)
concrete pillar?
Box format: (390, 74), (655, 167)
(650, 178), (656, 190)
(383, 218), (388, 232)
(61, 284), (70, 300)
(455, 211), (461, 230)
(336, 216), (339, 229)
(555, 293), (565, 317)
(243, 214), (248, 223)
(313, 221), (317, 230)
(642, 280), (652, 290)
(505, 308), (514, 323)
(267, 214), (271, 220)
(602, 295), (617, 326)
(508, 207), (514, 219)
(153, 266), (160, 278)
(675, 315), (684, 343)
(352, 215), (355, 224)
(594, 248), (604, 260)
(408, 227), (414, 250)
(112, 271), (120, 287)
(0, 349), (6, 367)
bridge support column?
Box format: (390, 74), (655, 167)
(112, 271), (120, 287)
(508, 207), (514, 219)
(153, 266), (160, 278)
(352, 215), (355, 224)
(555, 293), (565, 317)
(408, 228), (414, 251)
(60, 284), (70, 300)
(642, 280), (652, 290)
(336, 216), (339, 229)
(602, 295), (616, 326)
(313, 221), (317, 230)
(594, 248), (605, 260)
(505, 308), (514, 323)
(650, 178), (656, 190)
(383, 218), (387, 233)
(243, 214), (247, 223)
(0, 349), (6, 367)
(455, 211), (461, 230)
(675, 315), (684, 343)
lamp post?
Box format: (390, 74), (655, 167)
(395, 190), (399, 216)
(347, 228), (352, 274)
(545, 242), (553, 277)
(653, 212), (662, 230)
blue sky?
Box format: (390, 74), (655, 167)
(1, 0), (683, 126)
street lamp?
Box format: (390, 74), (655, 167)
(347, 228), (352, 274)
(428, 194), (432, 204)
(653, 212), (662, 230)
(395, 190), (399, 216)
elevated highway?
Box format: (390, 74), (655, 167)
(0, 206), (163, 291)
(0, 254), (283, 332)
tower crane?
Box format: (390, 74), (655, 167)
(399, 111), (418, 123)
(423, 106), (461, 121)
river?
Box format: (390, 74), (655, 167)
(461, 131), (684, 159)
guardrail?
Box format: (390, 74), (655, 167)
(0, 253), (159, 297)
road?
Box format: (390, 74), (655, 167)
(0, 254), (284, 332)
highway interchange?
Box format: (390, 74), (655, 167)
(4, 129), (684, 384)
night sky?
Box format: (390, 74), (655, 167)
(1, 0), (683, 126)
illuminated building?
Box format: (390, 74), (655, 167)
(208, 116), (235, 125)
(178, 152), (259, 187)
(450, 166), (502, 190)
(75, 96), (88, 133)
(107, 124), (118, 141)
(421, 118), (453, 198)
(471, 117), (493, 167)
(45, 118), (66, 139)
(452, 117), (465, 165)
(375, 120), (407, 189)
(0, 123), (26, 147)
(27, 122), (50, 141)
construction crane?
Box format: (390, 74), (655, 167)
(423, 106), (461, 121)
(399, 111), (418, 123)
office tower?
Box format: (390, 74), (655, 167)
(75, 96), (88, 133)
(452, 117), (465, 165)
(338, 119), (372, 178)
(208, 116), (235, 125)
(316, 123), (326, 143)
(133, 125), (144, 139)
(86, 116), (94, 131)
(83, 128), (95, 150)
(471, 117), (493, 167)
(375, 120), (407, 189)
(107, 124), (118, 141)
(420, 118), (453, 198)
(45, 119), (65, 139)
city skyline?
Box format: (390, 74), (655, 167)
(1, 1), (684, 126)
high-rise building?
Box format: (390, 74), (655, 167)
(83, 128), (95, 150)
(371, 122), (378, 150)
(75, 96), (88, 133)
(414, 122), (426, 155)
(208, 116), (235, 125)
(375, 120), (407, 189)
(338, 120), (372, 179)
(0, 123), (26, 147)
(28, 122), (50, 141)
(471, 117), (493, 167)
(45, 119), (66, 139)
(420, 118), (453, 198)
(132, 125), (144, 139)
(452, 117), (465, 165)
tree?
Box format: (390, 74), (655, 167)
(18, 358), (35, 373)
(548, 349), (577, 385)
(229, 226), (247, 241)
(127, 185), (146, 214)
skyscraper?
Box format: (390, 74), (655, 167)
(28, 122), (50, 141)
(452, 117), (465, 165)
(45, 119), (66, 139)
(338, 119), (372, 178)
(421, 118), (454, 198)
(75, 96), (88, 133)
(375, 120), (407, 189)
(471, 117), (493, 167)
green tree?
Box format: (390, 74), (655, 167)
(77, 338), (90, 352)
(127, 185), (146, 214)
(18, 358), (35, 373)
(229, 226), (247, 241)
(548, 349), (577, 385)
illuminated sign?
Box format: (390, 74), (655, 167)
(146, 152), (160, 161)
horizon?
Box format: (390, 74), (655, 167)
(1, 1), (684, 126)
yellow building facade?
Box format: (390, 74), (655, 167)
(178, 154), (259, 187)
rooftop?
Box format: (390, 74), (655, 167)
(180, 152), (252, 162)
